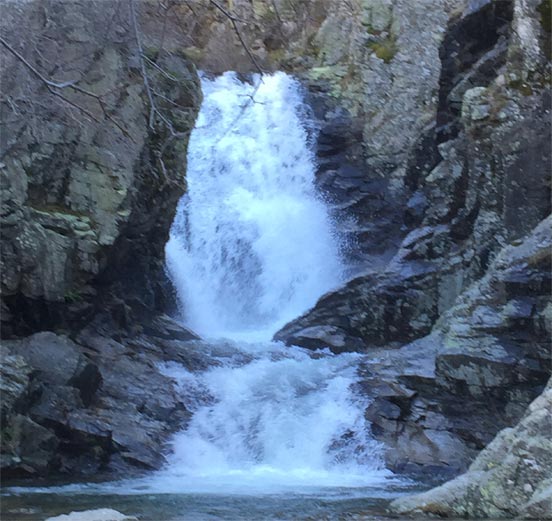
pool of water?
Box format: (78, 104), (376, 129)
(1, 479), (424, 521)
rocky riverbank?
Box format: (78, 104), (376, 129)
(390, 377), (552, 519)
(2, 314), (207, 478)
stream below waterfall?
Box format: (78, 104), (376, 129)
(2, 73), (425, 520)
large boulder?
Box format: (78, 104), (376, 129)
(390, 379), (552, 519)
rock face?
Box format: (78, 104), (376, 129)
(275, 0), (551, 352)
(1, 0), (201, 337)
(390, 378), (552, 519)
(1, 315), (212, 478)
(357, 217), (551, 477)
(0, 0), (202, 478)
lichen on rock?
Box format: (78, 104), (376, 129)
(0, 0), (201, 336)
(389, 378), (552, 518)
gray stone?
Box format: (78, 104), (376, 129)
(390, 379), (552, 518)
(0, 0), (201, 336)
(45, 509), (137, 521)
(142, 314), (201, 342)
(4, 332), (83, 385)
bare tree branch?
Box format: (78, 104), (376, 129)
(0, 36), (133, 140)
(129, 0), (158, 129)
(217, 77), (263, 143)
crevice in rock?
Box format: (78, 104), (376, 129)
(436, 0), (514, 143)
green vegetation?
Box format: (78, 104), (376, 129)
(538, 0), (551, 33)
(368, 37), (397, 63)
(64, 289), (82, 303)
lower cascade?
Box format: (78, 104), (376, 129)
(159, 72), (391, 492)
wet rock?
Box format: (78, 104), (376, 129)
(274, 262), (441, 352)
(352, 217), (551, 476)
(281, 325), (366, 352)
(142, 314), (201, 342)
(0, 415), (58, 478)
(3, 332), (84, 385)
(0, 322), (207, 479)
(68, 363), (103, 407)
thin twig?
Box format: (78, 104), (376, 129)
(46, 85), (101, 124)
(129, 0), (157, 128)
(143, 54), (179, 81)
(217, 77), (263, 143)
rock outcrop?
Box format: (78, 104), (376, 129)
(276, 0), (551, 353)
(1, 0), (201, 337)
(357, 216), (551, 477)
(390, 378), (552, 519)
(0, 0), (202, 478)
(0, 314), (220, 478)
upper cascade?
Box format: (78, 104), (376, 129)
(166, 72), (344, 341)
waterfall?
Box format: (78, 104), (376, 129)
(166, 72), (343, 341)
(159, 72), (391, 493)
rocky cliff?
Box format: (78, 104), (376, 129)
(0, 0), (202, 478)
(1, 0), (201, 337)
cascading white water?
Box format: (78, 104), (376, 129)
(166, 72), (343, 341)
(153, 347), (389, 493)
(159, 72), (392, 493)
